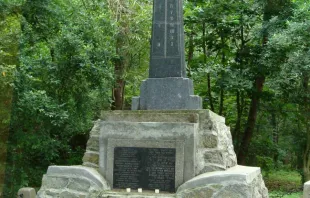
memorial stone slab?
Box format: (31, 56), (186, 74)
(113, 147), (176, 192)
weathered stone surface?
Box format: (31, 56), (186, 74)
(304, 181), (310, 198)
(82, 151), (99, 165)
(83, 120), (101, 168)
(18, 187), (36, 198)
(67, 178), (91, 192)
(41, 175), (69, 189)
(99, 122), (196, 187)
(100, 190), (176, 198)
(176, 165), (268, 198)
(133, 78), (202, 110)
(36, 166), (110, 198)
(202, 134), (218, 148)
(86, 136), (100, 152)
(101, 111), (199, 123)
(59, 191), (81, 198)
(83, 110), (238, 178)
(203, 151), (224, 165)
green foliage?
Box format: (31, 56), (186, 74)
(265, 170), (302, 195)
(0, 0), (310, 196)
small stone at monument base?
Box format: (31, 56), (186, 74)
(17, 187), (36, 198)
(155, 189), (160, 194)
(138, 188), (143, 193)
(131, 97), (140, 110)
(126, 188), (131, 193)
(304, 180), (310, 198)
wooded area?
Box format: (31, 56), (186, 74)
(0, 0), (309, 197)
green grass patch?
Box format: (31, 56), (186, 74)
(263, 170), (302, 194)
(269, 191), (302, 198)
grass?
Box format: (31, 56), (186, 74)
(269, 191), (302, 198)
(264, 170), (303, 198)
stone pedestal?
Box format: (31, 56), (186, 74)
(132, 78), (202, 110)
(83, 110), (237, 178)
(36, 110), (268, 198)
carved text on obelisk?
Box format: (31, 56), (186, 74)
(150, 0), (184, 78)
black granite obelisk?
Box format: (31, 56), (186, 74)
(132, 0), (202, 110)
(149, 0), (186, 78)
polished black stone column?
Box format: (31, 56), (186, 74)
(149, 0), (186, 78)
(131, 0), (201, 110)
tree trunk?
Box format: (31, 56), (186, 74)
(112, 29), (126, 110)
(233, 90), (244, 151)
(202, 22), (214, 111)
(236, 0), (292, 164)
(237, 76), (265, 165)
(187, 27), (194, 77)
(302, 73), (310, 182)
(271, 112), (279, 168)
(218, 34), (226, 116)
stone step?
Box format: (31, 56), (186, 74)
(100, 190), (176, 198)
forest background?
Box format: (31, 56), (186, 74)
(0, 0), (310, 197)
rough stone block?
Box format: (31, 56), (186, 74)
(82, 151), (99, 165)
(18, 187), (36, 198)
(67, 178), (91, 192)
(203, 151), (224, 165)
(86, 136), (100, 152)
(89, 120), (101, 136)
(201, 134), (218, 148)
(36, 166), (110, 198)
(131, 97), (140, 110)
(41, 175), (69, 189)
(177, 165), (268, 198)
(304, 180), (310, 198)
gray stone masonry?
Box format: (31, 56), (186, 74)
(36, 166), (110, 198)
(18, 188), (36, 198)
(82, 110), (237, 183)
(100, 191), (175, 198)
(176, 165), (268, 198)
(94, 166), (268, 198)
(304, 181), (310, 198)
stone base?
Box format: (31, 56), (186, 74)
(100, 191), (175, 198)
(36, 110), (268, 197)
(177, 165), (268, 198)
(96, 165), (268, 198)
(83, 110), (238, 184)
(132, 78), (202, 110)
(36, 166), (110, 198)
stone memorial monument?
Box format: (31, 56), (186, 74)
(36, 0), (268, 197)
(132, 0), (202, 110)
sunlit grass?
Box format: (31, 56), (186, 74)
(269, 191), (302, 198)
(264, 170), (303, 197)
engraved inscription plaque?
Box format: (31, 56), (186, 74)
(113, 147), (176, 192)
